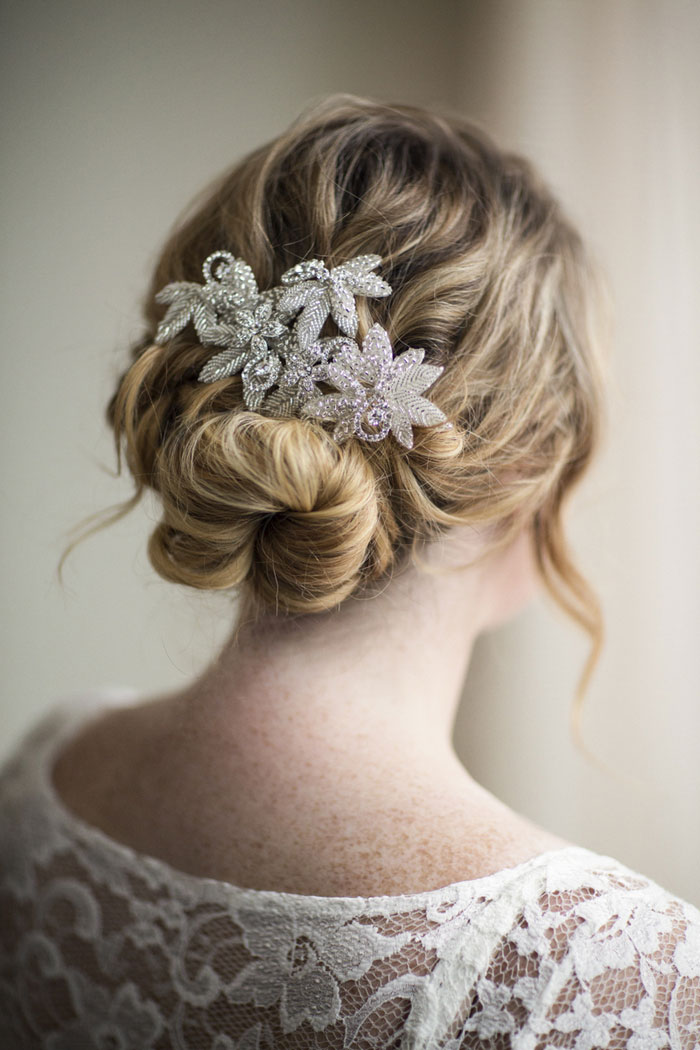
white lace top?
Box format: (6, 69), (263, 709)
(1, 692), (699, 1050)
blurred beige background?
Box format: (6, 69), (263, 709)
(2, 0), (698, 906)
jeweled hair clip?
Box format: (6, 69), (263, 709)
(154, 250), (452, 450)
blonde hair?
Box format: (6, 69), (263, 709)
(67, 95), (610, 758)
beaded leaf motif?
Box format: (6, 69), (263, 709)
(153, 249), (452, 447)
(301, 324), (449, 449)
(277, 255), (391, 350)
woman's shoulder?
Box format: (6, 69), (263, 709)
(1, 690), (565, 896)
(40, 692), (572, 896)
(2, 695), (699, 1049)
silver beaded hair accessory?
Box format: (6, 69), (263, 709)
(154, 251), (452, 450)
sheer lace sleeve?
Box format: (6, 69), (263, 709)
(449, 862), (700, 1049)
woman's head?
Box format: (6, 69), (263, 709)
(107, 94), (608, 671)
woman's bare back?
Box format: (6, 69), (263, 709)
(51, 697), (573, 897)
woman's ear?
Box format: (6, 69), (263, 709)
(481, 524), (539, 630)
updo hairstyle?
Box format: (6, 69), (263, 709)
(105, 94), (608, 724)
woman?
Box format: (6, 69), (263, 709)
(1, 95), (698, 1048)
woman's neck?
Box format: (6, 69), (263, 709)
(176, 560), (485, 769)
(158, 524), (538, 793)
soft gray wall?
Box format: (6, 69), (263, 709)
(454, 0), (700, 907)
(2, 0), (698, 907)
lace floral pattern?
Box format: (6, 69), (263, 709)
(1, 695), (699, 1049)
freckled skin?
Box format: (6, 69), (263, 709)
(53, 524), (573, 897)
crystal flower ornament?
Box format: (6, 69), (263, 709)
(154, 251), (287, 396)
(301, 324), (449, 449)
(263, 335), (353, 418)
(153, 249), (452, 448)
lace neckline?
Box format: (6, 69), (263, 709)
(31, 690), (598, 911)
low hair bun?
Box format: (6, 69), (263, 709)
(148, 411), (397, 616)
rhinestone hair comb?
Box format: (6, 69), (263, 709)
(154, 251), (452, 450)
